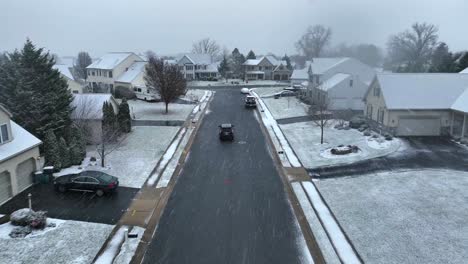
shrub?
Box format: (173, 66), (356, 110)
(372, 134), (379, 139)
(10, 208), (47, 229)
(9, 226), (32, 238)
(115, 86), (136, 100)
(363, 131), (371, 136)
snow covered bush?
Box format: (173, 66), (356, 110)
(10, 208), (48, 229)
(363, 130), (371, 136)
(384, 133), (393, 141)
(9, 226), (32, 238)
(331, 145), (359, 155)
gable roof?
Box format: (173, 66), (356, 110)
(318, 73), (351, 91)
(460, 67), (468, 74)
(178, 54), (212, 65)
(116, 61), (146, 83)
(53, 64), (74, 80)
(71, 94), (117, 120)
(243, 56), (283, 67)
(291, 69), (309, 80)
(451, 88), (468, 112)
(374, 73), (468, 110)
(308, 58), (349, 75)
(87, 52), (139, 70)
(0, 121), (42, 163)
(0, 104), (13, 118)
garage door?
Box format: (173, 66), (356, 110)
(396, 117), (441, 136)
(16, 158), (35, 192)
(0, 171), (12, 205)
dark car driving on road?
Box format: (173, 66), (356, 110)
(54, 170), (119, 196)
(219, 123), (234, 141)
(245, 96), (257, 108)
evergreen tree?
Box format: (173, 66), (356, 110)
(282, 54), (293, 70)
(246, 50), (256, 60)
(230, 48), (246, 78)
(68, 126), (86, 165)
(43, 130), (61, 169)
(218, 55), (230, 80)
(117, 98), (132, 133)
(0, 39), (73, 140)
(58, 137), (71, 168)
(456, 52), (468, 72)
(429, 43), (455, 72)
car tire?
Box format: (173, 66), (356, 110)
(58, 185), (66, 193)
(96, 189), (105, 197)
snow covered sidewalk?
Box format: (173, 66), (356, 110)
(94, 225), (145, 264)
(252, 91), (301, 167)
(292, 181), (361, 264)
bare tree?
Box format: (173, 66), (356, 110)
(144, 55), (187, 113)
(74, 51), (92, 80)
(310, 91), (332, 144)
(192, 38), (221, 58)
(386, 22), (438, 72)
(96, 123), (125, 167)
(296, 25), (332, 59)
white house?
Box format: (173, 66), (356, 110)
(176, 54), (219, 80)
(243, 56), (291, 81)
(71, 94), (119, 144)
(364, 73), (468, 137)
(53, 64), (85, 94)
(0, 105), (42, 205)
(114, 61), (147, 90)
(86, 52), (143, 93)
(306, 57), (376, 111)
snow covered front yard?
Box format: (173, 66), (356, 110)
(315, 169), (468, 264)
(128, 100), (195, 121)
(280, 121), (401, 168)
(253, 87), (309, 120)
(0, 218), (113, 264)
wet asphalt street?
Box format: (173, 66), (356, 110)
(142, 89), (305, 264)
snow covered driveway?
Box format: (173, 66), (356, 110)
(0, 218), (113, 264)
(315, 169), (468, 264)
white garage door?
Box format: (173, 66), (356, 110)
(16, 159), (35, 192)
(0, 171), (13, 205)
(396, 117), (441, 136)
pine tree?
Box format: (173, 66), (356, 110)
(68, 126), (86, 165)
(429, 43), (455, 73)
(59, 137), (71, 168)
(246, 50), (256, 60)
(43, 130), (61, 169)
(117, 98), (132, 133)
(0, 39), (73, 141)
(218, 55), (230, 80)
(456, 52), (468, 72)
(230, 48), (246, 78)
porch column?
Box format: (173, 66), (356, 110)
(450, 111), (454, 135)
(462, 113), (467, 139)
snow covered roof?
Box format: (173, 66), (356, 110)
(375, 73), (468, 110)
(246, 71), (265, 74)
(178, 54), (212, 65)
(291, 69), (309, 80)
(71, 94), (116, 120)
(116, 61), (146, 83)
(0, 121), (42, 163)
(308, 58), (349, 75)
(451, 88), (468, 112)
(460, 67), (468, 74)
(53, 64), (74, 80)
(243, 58), (262, 66)
(196, 62), (220, 73)
(318, 73), (351, 91)
(87, 52), (139, 70)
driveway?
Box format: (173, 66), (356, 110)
(310, 137), (468, 178)
(0, 184), (139, 225)
(142, 89), (308, 264)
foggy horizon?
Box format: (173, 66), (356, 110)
(1, 0), (467, 57)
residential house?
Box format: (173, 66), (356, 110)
(114, 61), (147, 90)
(243, 56), (292, 81)
(53, 64), (85, 94)
(290, 61), (312, 85)
(86, 52), (143, 93)
(460, 67), (468, 73)
(364, 73), (468, 137)
(176, 54), (219, 80)
(0, 105), (42, 205)
(71, 94), (119, 144)
(306, 58), (376, 111)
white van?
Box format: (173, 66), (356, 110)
(133, 86), (159, 101)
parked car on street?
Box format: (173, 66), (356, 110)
(284, 85), (304, 92)
(274, 90), (295, 99)
(241, 88), (250, 94)
(54, 170), (119, 196)
(219, 123), (234, 141)
(245, 96), (257, 108)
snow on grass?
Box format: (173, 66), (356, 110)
(366, 136), (392, 149)
(0, 218), (66, 239)
(292, 182), (341, 264)
(253, 89), (309, 120)
(128, 100), (195, 121)
(113, 226), (145, 264)
(252, 91), (301, 167)
(182, 89), (207, 102)
(315, 169), (468, 264)
(0, 219), (113, 264)
(95, 226), (127, 264)
(147, 128), (186, 186)
(78, 126), (179, 188)
(302, 182), (361, 264)
(156, 128), (193, 188)
(280, 121), (401, 168)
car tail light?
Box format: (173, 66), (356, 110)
(108, 182), (116, 188)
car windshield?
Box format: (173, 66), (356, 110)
(1, 1), (467, 264)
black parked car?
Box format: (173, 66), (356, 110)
(219, 123), (234, 141)
(54, 170), (119, 196)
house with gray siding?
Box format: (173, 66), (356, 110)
(243, 56), (291, 81)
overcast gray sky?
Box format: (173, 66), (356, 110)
(1, 0), (467, 57)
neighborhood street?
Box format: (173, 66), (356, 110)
(142, 89), (308, 264)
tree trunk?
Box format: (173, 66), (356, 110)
(320, 125), (324, 144)
(165, 102), (169, 114)
(101, 144), (105, 167)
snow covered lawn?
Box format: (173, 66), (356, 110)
(128, 100), (195, 121)
(280, 121), (401, 168)
(253, 87), (309, 120)
(55, 126), (180, 188)
(315, 169), (468, 264)
(0, 218), (113, 264)
(188, 79), (284, 87)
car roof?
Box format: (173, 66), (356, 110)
(220, 123), (232, 128)
(246, 95), (255, 98)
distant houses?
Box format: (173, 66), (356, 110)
(174, 53), (219, 81)
(243, 56), (292, 81)
(53, 64), (85, 94)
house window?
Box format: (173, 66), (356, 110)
(88, 71), (91, 76)
(374, 87), (380, 97)
(186, 65), (193, 70)
(0, 124), (9, 143)
(378, 109), (385, 123)
(92, 71), (95, 76)
(259, 66), (262, 70)
(72, 90), (79, 94)
(350, 79), (353, 87)
(367, 105), (373, 119)
(109, 71), (113, 78)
